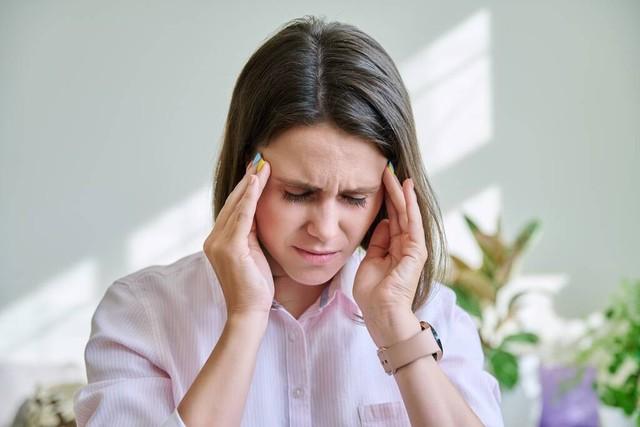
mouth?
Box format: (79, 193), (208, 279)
(293, 247), (339, 265)
(296, 247), (338, 255)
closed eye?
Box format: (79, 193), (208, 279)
(282, 191), (367, 208)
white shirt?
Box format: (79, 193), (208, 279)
(74, 248), (503, 426)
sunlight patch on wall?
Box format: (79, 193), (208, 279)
(0, 259), (98, 366)
(400, 9), (493, 175)
(127, 185), (212, 271)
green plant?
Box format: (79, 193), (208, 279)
(572, 278), (640, 425)
(444, 214), (542, 390)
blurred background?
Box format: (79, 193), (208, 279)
(1, 1), (638, 426)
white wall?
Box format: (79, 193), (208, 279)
(1, 1), (638, 425)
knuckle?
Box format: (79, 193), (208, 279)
(205, 241), (220, 258)
(235, 210), (251, 223)
(211, 244), (235, 266)
(203, 234), (214, 252)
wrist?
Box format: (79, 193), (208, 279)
(364, 309), (421, 348)
(226, 311), (269, 335)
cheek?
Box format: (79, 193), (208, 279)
(255, 189), (298, 239)
(330, 201), (383, 242)
(255, 191), (277, 231)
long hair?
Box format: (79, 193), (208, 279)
(212, 15), (448, 316)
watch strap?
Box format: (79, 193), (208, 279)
(376, 320), (443, 376)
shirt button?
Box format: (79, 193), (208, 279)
(293, 387), (304, 398)
(288, 332), (296, 342)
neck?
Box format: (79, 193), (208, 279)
(273, 276), (330, 320)
(264, 248), (330, 320)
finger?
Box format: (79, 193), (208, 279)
(228, 174), (260, 238)
(253, 156), (271, 194)
(216, 154), (268, 229)
(216, 171), (254, 229)
(232, 160), (271, 237)
(382, 166), (409, 232)
(403, 178), (426, 246)
(384, 188), (400, 237)
(365, 219), (390, 259)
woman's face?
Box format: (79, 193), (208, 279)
(255, 122), (387, 286)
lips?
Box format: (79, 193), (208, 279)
(293, 246), (340, 265)
(295, 247), (338, 255)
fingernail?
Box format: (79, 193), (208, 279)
(251, 152), (262, 168)
(256, 158), (266, 172)
(387, 160), (396, 176)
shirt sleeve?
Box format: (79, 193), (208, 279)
(73, 281), (182, 426)
(434, 288), (505, 427)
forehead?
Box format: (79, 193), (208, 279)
(262, 123), (386, 180)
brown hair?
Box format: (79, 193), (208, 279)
(212, 15), (448, 317)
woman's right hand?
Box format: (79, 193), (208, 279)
(203, 154), (274, 317)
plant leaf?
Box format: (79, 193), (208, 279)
(512, 219), (541, 257)
(449, 254), (472, 272)
(502, 332), (539, 345)
(487, 347), (519, 390)
(493, 251), (515, 285)
(451, 285), (483, 319)
(463, 214), (508, 265)
(481, 252), (498, 280)
(456, 270), (497, 301)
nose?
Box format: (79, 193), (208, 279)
(305, 200), (341, 243)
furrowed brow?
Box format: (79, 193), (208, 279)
(275, 177), (379, 194)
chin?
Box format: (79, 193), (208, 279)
(289, 268), (337, 286)
(277, 248), (346, 286)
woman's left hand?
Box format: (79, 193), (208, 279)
(353, 164), (428, 338)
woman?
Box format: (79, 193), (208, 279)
(74, 16), (503, 427)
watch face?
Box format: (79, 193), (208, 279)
(431, 326), (443, 352)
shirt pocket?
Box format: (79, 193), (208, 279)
(357, 401), (411, 427)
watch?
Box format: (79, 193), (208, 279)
(376, 320), (444, 376)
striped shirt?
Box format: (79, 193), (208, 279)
(74, 248), (503, 426)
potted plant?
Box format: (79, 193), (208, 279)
(444, 213), (541, 390)
(571, 278), (640, 426)
(10, 382), (82, 427)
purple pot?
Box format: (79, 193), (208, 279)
(538, 364), (600, 427)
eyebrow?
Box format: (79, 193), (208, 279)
(275, 177), (380, 194)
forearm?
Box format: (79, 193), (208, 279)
(366, 310), (484, 427)
(395, 351), (484, 426)
(177, 312), (269, 427)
